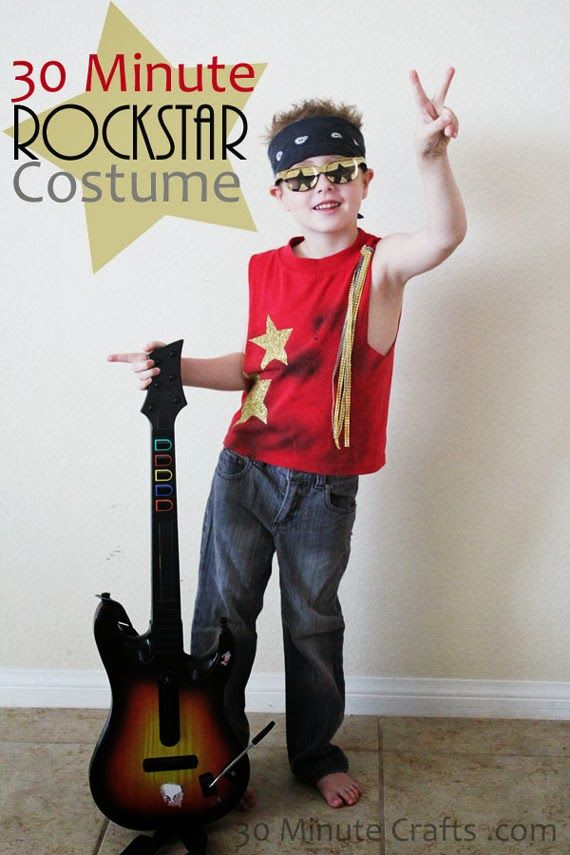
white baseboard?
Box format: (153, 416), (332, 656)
(1, 670), (569, 719)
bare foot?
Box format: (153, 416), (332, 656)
(315, 772), (362, 808)
(235, 785), (258, 811)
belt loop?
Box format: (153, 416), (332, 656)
(316, 473), (326, 488)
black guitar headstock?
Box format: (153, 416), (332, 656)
(141, 340), (187, 430)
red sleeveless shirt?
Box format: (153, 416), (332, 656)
(223, 228), (401, 475)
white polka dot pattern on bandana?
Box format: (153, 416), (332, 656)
(294, 135), (308, 144)
(276, 151), (283, 161)
(331, 132), (343, 138)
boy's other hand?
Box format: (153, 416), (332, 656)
(107, 340), (165, 390)
(409, 66), (460, 159)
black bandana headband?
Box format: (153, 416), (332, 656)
(268, 116), (366, 176)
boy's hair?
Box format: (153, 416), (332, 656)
(264, 98), (363, 145)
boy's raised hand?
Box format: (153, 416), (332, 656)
(409, 66), (459, 159)
(107, 341), (165, 390)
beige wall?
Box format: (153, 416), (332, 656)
(2, 0), (568, 687)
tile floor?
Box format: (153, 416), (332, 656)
(0, 709), (568, 854)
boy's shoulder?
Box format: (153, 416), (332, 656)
(246, 240), (292, 276)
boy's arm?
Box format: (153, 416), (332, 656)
(182, 325), (252, 391)
(375, 67), (467, 286)
(107, 344), (249, 391)
(181, 352), (249, 391)
(377, 151), (467, 285)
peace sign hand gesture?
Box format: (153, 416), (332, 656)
(409, 67), (459, 159)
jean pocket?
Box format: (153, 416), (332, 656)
(323, 476), (359, 514)
(215, 447), (252, 480)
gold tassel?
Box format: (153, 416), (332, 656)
(331, 245), (375, 449)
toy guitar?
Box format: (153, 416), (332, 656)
(89, 340), (271, 835)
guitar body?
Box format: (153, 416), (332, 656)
(89, 597), (249, 830)
(89, 341), (250, 833)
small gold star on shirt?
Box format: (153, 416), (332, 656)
(236, 376), (272, 425)
(250, 315), (293, 370)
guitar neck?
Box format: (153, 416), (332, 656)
(151, 427), (184, 656)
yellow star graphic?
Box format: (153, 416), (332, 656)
(236, 375), (271, 425)
(250, 315), (293, 370)
(5, 3), (266, 271)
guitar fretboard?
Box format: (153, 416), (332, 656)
(151, 430), (183, 655)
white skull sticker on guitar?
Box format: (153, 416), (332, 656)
(160, 783), (184, 807)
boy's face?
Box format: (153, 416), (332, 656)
(270, 154), (374, 237)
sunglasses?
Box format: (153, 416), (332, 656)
(275, 156), (367, 192)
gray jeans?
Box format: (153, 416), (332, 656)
(190, 448), (359, 785)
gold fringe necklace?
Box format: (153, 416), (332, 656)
(331, 244), (375, 449)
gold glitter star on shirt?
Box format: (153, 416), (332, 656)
(249, 315), (293, 369)
(236, 375), (271, 425)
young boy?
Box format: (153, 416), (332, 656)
(108, 67), (466, 810)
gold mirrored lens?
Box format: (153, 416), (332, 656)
(323, 158), (362, 174)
